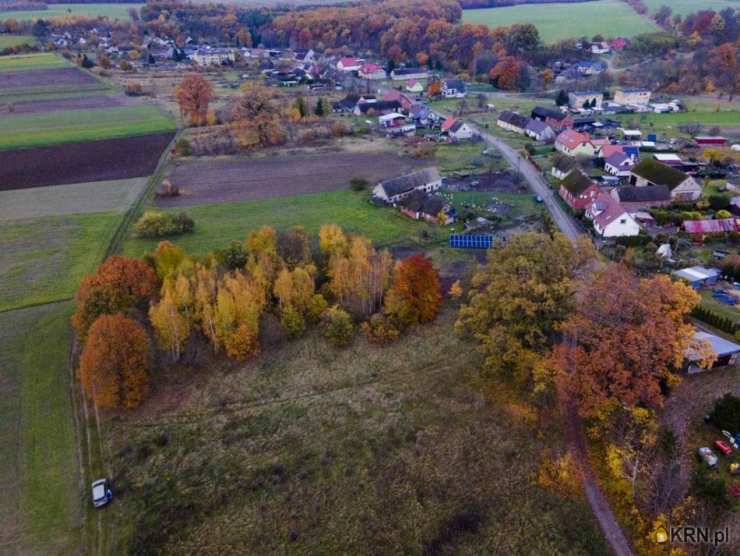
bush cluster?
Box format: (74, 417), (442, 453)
(134, 211), (195, 239)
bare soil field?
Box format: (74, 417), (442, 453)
(0, 177), (148, 220)
(0, 67), (97, 90)
(157, 151), (429, 207)
(0, 132), (173, 190)
(0, 94), (126, 115)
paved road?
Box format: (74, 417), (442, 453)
(468, 120), (582, 242)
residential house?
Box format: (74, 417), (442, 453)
(653, 153), (683, 167)
(358, 63), (386, 80)
(604, 152), (636, 177)
(586, 193), (640, 237)
(496, 111), (529, 134)
(525, 119), (555, 142)
(555, 129), (598, 157)
(409, 103), (440, 127)
(558, 169), (600, 211)
(599, 144), (625, 160)
(568, 91), (603, 110)
(551, 156), (575, 180)
(383, 89), (414, 111)
(398, 191), (455, 224)
(672, 266), (721, 289)
(404, 80), (424, 94)
(337, 57), (363, 72)
(575, 61), (605, 75)
(191, 48), (236, 66)
(591, 42), (610, 54)
(531, 106), (574, 130)
(378, 112), (408, 129)
(686, 331), (740, 372)
(372, 168), (442, 203)
(390, 67), (429, 81)
(611, 185), (671, 210)
(441, 117), (475, 141)
(630, 158), (703, 202)
(354, 100), (402, 116)
(442, 79), (467, 98)
(683, 218), (740, 234)
(614, 88), (651, 106)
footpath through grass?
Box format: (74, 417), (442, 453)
(123, 190), (446, 257)
(0, 302), (80, 555)
(0, 105), (175, 150)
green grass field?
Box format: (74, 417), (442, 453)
(700, 290), (740, 327)
(0, 211), (123, 311)
(643, 0), (739, 16)
(0, 52), (70, 72)
(0, 105), (175, 150)
(0, 34), (36, 48)
(462, 0), (660, 43)
(0, 302), (79, 554)
(616, 111), (740, 137)
(123, 190), (446, 257)
(0, 3), (143, 21)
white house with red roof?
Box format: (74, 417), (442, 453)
(358, 63), (386, 80)
(441, 117), (475, 141)
(586, 193), (640, 237)
(555, 129), (599, 157)
(337, 57), (363, 72)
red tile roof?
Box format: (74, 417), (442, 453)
(441, 117), (457, 132)
(556, 129), (591, 150)
(600, 144), (624, 159)
(683, 218), (740, 234)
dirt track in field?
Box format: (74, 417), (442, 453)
(0, 67), (97, 90)
(0, 94), (126, 115)
(0, 132), (174, 190)
(156, 151), (429, 207)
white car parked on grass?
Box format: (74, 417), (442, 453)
(92, 478), (112, 508)
(697, 447), (718, 468)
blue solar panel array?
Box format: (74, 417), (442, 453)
(449, 234), (493, 249)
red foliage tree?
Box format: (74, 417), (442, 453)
(384, 254), (442, 326)
(176, 74), (214, 126)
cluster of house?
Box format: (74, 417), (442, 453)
(568, 89), (680, 114)
(371, 167), (455, 224)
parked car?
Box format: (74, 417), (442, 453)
(92, 478), (112, 508)
(715, 440), (733, 456)
(721, 430), (738, 449)
(698, 447), (718, 467)
(730, 462), (740, 475)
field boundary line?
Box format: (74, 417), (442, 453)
(0, 297), (72, 315)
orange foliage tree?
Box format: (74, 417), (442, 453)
(72, 256), (158, 339)
(78, 314), (151, 409)
(175, 74), (214, 126)
(384, 254), (442, 326)
(554, 264), (700, 419)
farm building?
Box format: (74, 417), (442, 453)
(672, 266), (721, 289)
(568, 91), (603, 110)
(358, 63), (386, 80)
(525, 120), (555, 142)
(551, 156), (575, 180)
(630, 159), (702, 202)
(614, 88), (651, 106)
(531, 106), (573, 131)
(683, 218), (740, 235)
(390, 67), (429, 81)
(373, 168), (442, 203)
(686, 331), (740, 372)
(496, 111), (529, 134)
(383, 89), (415, 111)
(191, 48), (236, 66)
(585, 193), (640, 238)
(442, 79), (467, 98)
(558, 169), (599, 211)
(612, 185), (671, 210)
(695, 136), (727, 146)
(398, 191), (455, 224)
(404, 80), (424, 94)
(378, 112), (408, 129)
(337, 57), (363, 72)
(354, 100), (402, 116)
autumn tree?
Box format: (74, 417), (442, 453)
(488, 56), (525, 90)
(553, 264), (700, 420)
(456, 233), (593, 392)
(176, 74), (214, 126)
(149, 274), (193, 362)
(72, 256), (159, 340)
(384, 254), (442, 327)
(231, 82), (286, 149)
(78, 314), (150, 409)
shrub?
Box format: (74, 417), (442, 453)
(708, 194), (730, 211)
(125, 81), (144, 96)
(349, 177), (370, 191)
(709, 393), (740, 432)
(175, 138), (191, 156)
(321, 305), (354, 347)
(306, 293), (328, 322)
(134, 211), (195, 239)
(280, 305), (306, 338)
(690, 466), (730, 509)
(361, 313), (400, 345)
(716, 209), (732, 219)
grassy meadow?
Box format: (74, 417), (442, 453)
(462, 0), (660, 43)
(103, 306), (607, 553)
(123, 190), (447, 257)
(615, 110), (740, 137)
(0, 105), (175, 150)
(0, 35), (36, 48)
(0, 52), (70, 72)
(643, 0), (739, 16)
(0, 211), (123, 311)
(0, 3), (143, 21)
(0, 303), (80, 555)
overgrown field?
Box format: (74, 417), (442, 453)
(0, 35), (36, 48)
(103, 307), (607, 554)
(0, 104), (174, 150)
(124, 190), (445, 257)
(0, 211), (122, 311)
(0, 302), (79, 555)
(0, 178), (148, 220)
(462, 0), (660, 43)
(0, 3), (143, 21)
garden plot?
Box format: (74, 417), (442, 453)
(0, 177), (148, 220)
(156, 151), (429, 207)
(0, 132), (174, 189)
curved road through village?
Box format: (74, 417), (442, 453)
(468, 120), (636, 556)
